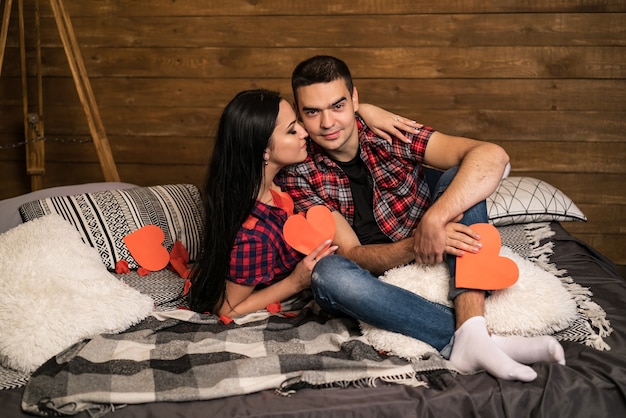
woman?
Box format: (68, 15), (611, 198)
(188, 89), (420, 316)
(187, 90), (329, 315)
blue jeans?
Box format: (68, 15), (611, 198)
(312, 255), (455, 351)
(311, 167), (489, 353)
(433, 167), (490, 299)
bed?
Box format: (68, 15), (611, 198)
(0, 178), (624, 418)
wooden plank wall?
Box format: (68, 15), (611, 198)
(1, 0), (624, 264)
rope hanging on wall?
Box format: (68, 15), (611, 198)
(0, 120), (93, 150)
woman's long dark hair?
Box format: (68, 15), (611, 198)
(188, 89), (282, 313)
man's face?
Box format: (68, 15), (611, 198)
(295, 79), (360, 162)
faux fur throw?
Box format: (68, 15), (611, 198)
(0, 215), (154, 373)
(360, 246), (578, 362)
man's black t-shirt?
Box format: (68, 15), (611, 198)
(336, 154), (392, 245)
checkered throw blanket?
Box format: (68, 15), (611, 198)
(21, 296), (447, 417)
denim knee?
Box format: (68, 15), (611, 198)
(311, 255), (357, 297)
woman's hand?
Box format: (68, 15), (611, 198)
(217, 240), (338, 317)
(357, 103), (423, 144)
(290, 239), (338, 290)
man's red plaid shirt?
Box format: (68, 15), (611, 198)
(277, 117), (435, 242)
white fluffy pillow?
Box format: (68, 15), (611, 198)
(0, 215), (154, 373)
(360, 247), (578, 362)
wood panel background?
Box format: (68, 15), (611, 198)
(1, 0), (624, 264)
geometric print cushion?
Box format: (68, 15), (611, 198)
(19, 184), (205, 270)
(487, 177), (587, 227)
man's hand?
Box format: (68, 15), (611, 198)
(442, 222), (482, 257)
(331, 210), (414, 275)
(413, 214), (481, 264)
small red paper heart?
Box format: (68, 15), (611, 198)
(183, 279), (192, 296)
(456, 223), (519, 290)
(137, 267), (151, 277)
(115, 260), (130, 274)
(168, 240), (191, 279)
(266, 301), (282, 314)
(283, 205), (335, 255)
(123, 225), (170, 272)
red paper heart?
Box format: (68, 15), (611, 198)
(123, 225), (170, 272)
(168, 240), (191, 279)
(283, 205), (335, 255)
(456, 223), (519, 290)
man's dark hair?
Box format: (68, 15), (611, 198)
(291, 55), (354, 102)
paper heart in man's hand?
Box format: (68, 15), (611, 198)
(456, 223), (518, 290)
(123, 225), (170, 271)
(283, 205), (335, 255)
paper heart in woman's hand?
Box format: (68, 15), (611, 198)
(123, 225), (170, 271)
(456, 223), (518, 290)
(283, 205), (335, 255)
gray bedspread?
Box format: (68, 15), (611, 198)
(5, 223), (624, 418)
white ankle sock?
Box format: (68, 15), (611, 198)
(449, 316), (537, 382)
(491, 335), (566, 366)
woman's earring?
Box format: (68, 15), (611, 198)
(264, 160), (269, 166)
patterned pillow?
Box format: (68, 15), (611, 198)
(487, 177), (587, 226)
(19, 184), (205, 270)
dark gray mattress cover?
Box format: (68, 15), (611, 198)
(2, 222), (625, 418)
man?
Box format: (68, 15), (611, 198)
(278, 55), (565, 382)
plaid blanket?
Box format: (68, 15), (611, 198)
(21, 296), (448, 417)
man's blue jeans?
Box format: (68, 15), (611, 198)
(310, 167), (489, 352)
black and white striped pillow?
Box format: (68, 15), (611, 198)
(19, 184), (205, 270)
